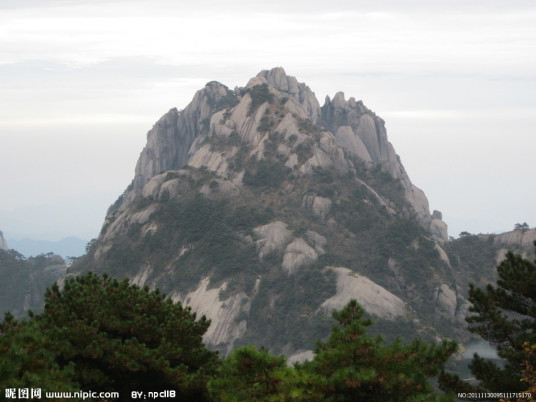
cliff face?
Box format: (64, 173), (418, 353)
(444, 227), (535, 319)
(73, 67), (465, 355)
(133, 81), (231, 194)
(114, 67), (446, 242)
(319, 90), (442, 236)
(493, 228), (536, 254)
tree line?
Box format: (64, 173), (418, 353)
(1, 244), (535, 401)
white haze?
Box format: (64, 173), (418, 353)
(0, 0), (535, 242)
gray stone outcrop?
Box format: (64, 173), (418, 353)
(108, 67), (448, 241)
(434, 283), (457, 317)
(255, 67), (321, 122)
(494, 228), (536, 249)
(306, 230), (327, 255)
(288, 350), (314, 364)
(175, 277), (249, 354)
(430, 216), (449, 244)
(433, 283), (470, 323)
(335, 126), (372, 162)
(281, 238), (318, 275)
(320, 267), (406, 320)
(301, 194), (332, 221)
(132, 81), (231, 195)
(253, 221), (293, 260)
(320, 91), (448, 238)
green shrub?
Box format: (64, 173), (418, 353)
(243, 159), (289, 188)
(214, 90), (239, 112)
(295, 140), (313, 164)
(247, 84), (273, 116)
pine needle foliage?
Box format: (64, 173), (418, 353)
(1, 272), (218, 401)
(304, 300), (457, 401)
(209, 300), (457, 401)
(464, 243), (536, 392)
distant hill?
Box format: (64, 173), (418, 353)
(0, 250), (67, 318)
(7, 236), (87, 259)
(446, 228), (536, 296)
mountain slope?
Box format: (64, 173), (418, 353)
(0, 250), (67, 317)
(72, 67), (467, 355)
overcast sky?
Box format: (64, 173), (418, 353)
(1, 0), (535, 243)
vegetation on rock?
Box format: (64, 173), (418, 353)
(247, 83), (273, 115)
(1, 275), (457, 401)
(0, 250), (66, 318)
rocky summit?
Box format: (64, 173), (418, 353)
(70, 68), (493, 356)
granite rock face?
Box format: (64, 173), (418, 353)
(320, 267), (406, 320)
(253, 221), (293, 260)
(255, 67), (321, 122)
(319, 91), (445, 240)
(494, 228), (536, 250)
(281, 238), (318, 275)
(128, 81), (231, 200)
(109, 67), (446, 241)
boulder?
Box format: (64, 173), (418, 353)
(288, 350), (314, 365)
(434, 283), (457, 317)
(302, 194), (332, 221)
(253, 221), (293, 259)
(354, 114), (381, 161)
(335, 125), (372, 162)
(188, 143), (234, 177)
(281, 238), (318, 275)
(320, 267), (406, 320)
(176, 277), (249, 353)
(306, 230), (327, 255)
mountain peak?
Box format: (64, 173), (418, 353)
(113, 68), (446, 242)
(247, 67), (321, 122)
(254, 67), (298, 95)
(71, 67), (472, 356)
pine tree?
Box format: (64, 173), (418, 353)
(519, 342), (536, 398)
(0, 312), (79, 392)
(462, 243), (536, 392)
(209, 345), (290, 401)
(1, 272), (218, 401)
(209, 345), (325, 401)
(303, 300), (457, 401)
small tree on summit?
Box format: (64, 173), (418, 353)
(0, 313), (78, 392)
(514, 222), (530, 233)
